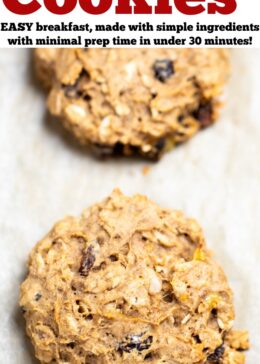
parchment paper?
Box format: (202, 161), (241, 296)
(0, 49), (259, 363)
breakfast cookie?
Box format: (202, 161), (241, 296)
(20, 190), (248, 364)
(35, 48), (229, 159)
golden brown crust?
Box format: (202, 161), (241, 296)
(20, 190), (248, 363)
(35, 49), (230, 159)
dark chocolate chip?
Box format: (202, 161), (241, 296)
(153, 60), (174, 83)
(79, 245), (96, 276)
(193, 101), (213, 128)
(207, 344), (225, 362)
(35, 293), (42, 301)
(118, 334), (153, 354)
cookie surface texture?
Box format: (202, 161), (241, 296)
(20, 190), (248, 363)
(35, 49), (229, 159)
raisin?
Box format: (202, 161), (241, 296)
(144, 353), (153, 360)
(92, 142), (162, 160)
(211, 308), (218, 318)
(193, 101), (213, 128)
(92, 144), (116, 158)
(35, 293), (42, 301)
(109, 254), (119, 262)
(192, 335), (202, 344)
(63, 70), (90, 99)
(66, 342), (75, 349)
(137, 336), (153, 351)
(118, 334), (153, 354)
(84, 314), (93, 321)
(113, 142), (126, 155)
(79, 245), (96, 276)
(92, 143), (138, 158)
(153, 60), (174, 83)
(162, 290), (174, 303)
(207, 344), (225, 362)
(178, 115), (184, 123)
(155, 138), (166, 152)
(83, 94), (92, 101)
(64, 84), (79, 99)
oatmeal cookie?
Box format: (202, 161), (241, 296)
(20, 190), (248, 363)
(35, 49), (229, 159)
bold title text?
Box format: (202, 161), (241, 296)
(3, 0), (237, 15)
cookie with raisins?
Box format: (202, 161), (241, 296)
(20, 190), (248, 363)
(35, 48), (229, 160)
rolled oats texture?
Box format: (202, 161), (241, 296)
(0, 49), (259, 363)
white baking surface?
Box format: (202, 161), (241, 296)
(0, 49), (259, 363)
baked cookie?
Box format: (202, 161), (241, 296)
(35, 49), (229, 160)
(20, 190), (248, 363)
